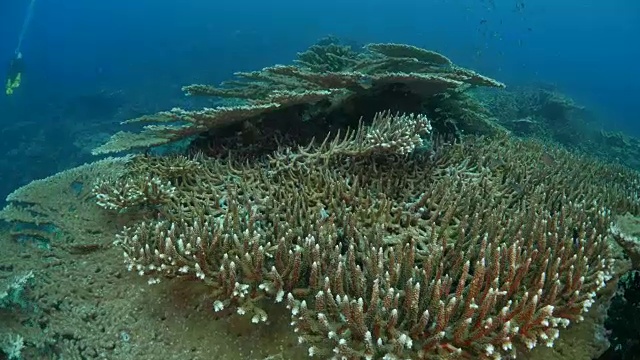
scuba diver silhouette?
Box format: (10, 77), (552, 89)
(5, 52), (24, 96)
(5, 0), (36, 96)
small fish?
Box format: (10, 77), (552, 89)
(508, 181), (524, 195)
(541, 152), (556, 166)
(572, 228), (580, 248)
(357, 76), (373, 90)
(488, 158), (507, 170)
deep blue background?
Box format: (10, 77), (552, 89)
(0, 0), (639, 199)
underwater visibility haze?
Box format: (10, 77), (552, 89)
(1, 0), (640, 359)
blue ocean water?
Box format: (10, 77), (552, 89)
(1, 1), (640, 359)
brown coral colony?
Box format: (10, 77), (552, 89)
(86, 42), (636, 359)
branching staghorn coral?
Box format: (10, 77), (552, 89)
(94, 111), (631, 359)
(1, 334), (24, 360)
(93, 175), (175, 212)
(0, 271), (34, 309)
(296, 42), (361, 72)
(113, 111), (431, 313)
(289, 200), (611, 359)
(268, 111), (432, 171)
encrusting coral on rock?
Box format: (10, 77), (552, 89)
(610, 214), (640, 270)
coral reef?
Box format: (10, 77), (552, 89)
(92, 42), (505, 156)
(610, 214), (640, 270)
(0, 271), (33, 309)
(1, 40), (640, 359)
(475, 85), (640, 172)
(1, 334), (24, 360)
(476, 86), (590, 144)
(90, 114), (636, 358)
(1, 134), (637, 359)
(595, 131), (640, 171)
(0, 156), (131, 246)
